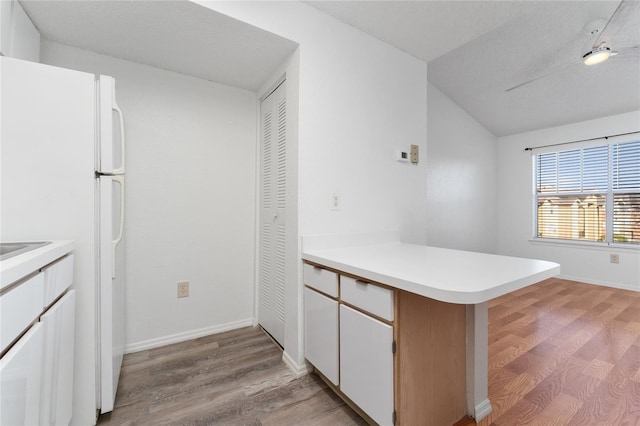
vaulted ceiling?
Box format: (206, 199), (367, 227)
(20, 0), (640, 136)
(306, 1), (640, 136)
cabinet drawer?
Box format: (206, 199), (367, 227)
(341, 275), (394, 321)
(43, 254), (74, 308)
(0, 272), (45, 353)
(303, 263), (338, 297)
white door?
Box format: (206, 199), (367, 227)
(258, 81), (287, 346)
(304, 288), (339, 385)
(340, 304), (395, 426)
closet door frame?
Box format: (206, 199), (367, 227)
(257, 78), (287, 346)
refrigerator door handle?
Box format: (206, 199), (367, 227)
(112, 175), (125, 278)
(111, 88), (126, 175)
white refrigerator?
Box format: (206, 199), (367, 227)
(0, 56), (126, 421)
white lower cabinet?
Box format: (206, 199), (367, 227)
(1, 252), (75, 426)
(0, 272), (44, 353)
(0, 323), (44, 425)
(304, 287), (339, 385)
(304, 264), (396, 425)
(40, 290), (76, 426)
(340, 304), (394, 426)
(304, 262), (468, 425)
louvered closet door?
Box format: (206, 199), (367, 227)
(258, 81), (286, 346)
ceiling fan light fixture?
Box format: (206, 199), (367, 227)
(583, 46), (611, 66)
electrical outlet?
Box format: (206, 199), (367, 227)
(177, 281), (189, 298)
(610, 254), (619, 264)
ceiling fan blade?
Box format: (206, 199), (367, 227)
(505, 58), (582, 92)
(614, 45), (640, 56)
(611, 45), (640, 62)
(593, 0), (640, 48)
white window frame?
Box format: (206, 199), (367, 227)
(531, 136), (640, 249)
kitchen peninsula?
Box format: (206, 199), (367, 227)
(302, 233), (560, 425)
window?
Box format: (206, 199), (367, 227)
(534, 139), (640, 245)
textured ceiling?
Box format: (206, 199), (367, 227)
(20, 1), (640, 136)
(305, 0), (543, 63)
(20, 0), (298, 92)
(428, 1), (640, 136)
(307, 1), (640, 136)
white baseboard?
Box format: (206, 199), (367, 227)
(125, 318), (254, 354)
(557, 274), (640, 292)
(282, 350), (311, 378)
(473, 399), (493, 421)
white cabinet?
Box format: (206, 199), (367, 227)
(0, 272), (44, 353)
(42, 254), (74, 308)
(303, 264), (339, 385)
(303, 260), (469, 425)
(303, 263), (396, 424)
(0, 250), (75, 426)
(304, 287), (339, 385)
(340, 304), (394, 426)
(0, 323), (44, 425)
(40, 290), (76, 426)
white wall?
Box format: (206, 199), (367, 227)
(197, 1), (428, 366)
(498, 111), (640, 291)
(0, 0), (40, 61)
(41, 41), (258, 351)
(426, 82), (499, 253)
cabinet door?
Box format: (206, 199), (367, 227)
(40, 290), (76, 426)
(0, 272), (44, 353)
(340, 304), (394, 426)
(304, 287), (339, 385)
(0, 323), (44, 426)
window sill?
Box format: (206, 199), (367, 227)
(529, 238), (640, 252)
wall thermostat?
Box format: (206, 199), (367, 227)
(396, 145), (419, 164)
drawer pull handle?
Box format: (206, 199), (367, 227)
(355, 279), (369, 286)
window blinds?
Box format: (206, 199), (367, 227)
(534, 139), (640, 244)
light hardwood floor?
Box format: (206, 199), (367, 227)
(99, 278), (640, 425)
(455, 277), (640, 426)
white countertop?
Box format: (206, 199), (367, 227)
(0, 240), (74, 290)
(302, 242), (560, 304)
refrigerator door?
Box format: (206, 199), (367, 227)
(98, 175), (125, 414)
(97, 76), (125, 175)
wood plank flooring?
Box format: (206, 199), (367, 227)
(455, 278), (640, 426)
(99, 278), (640, 425)
(96, 326), (366, 425)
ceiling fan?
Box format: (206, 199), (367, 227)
(506, 0), (640, 92)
